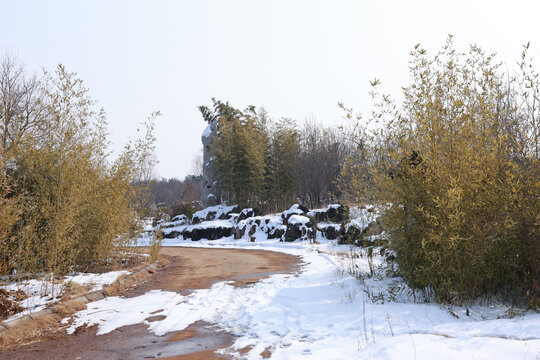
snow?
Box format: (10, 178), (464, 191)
(346, 206), (378, 231)
(317, 222), (341, 230)
(2, 270), (130, 320)
(287, 214), (310, 225)
(65, 290), (183, 335)
(162, 219), (188, 229)
(187, 219), (234, 229)
(202, 124), (212, 138)
(307, 203), (342, 217)
(65, 271), (131, 292)
(162, 219), (235, 238)
(282, 204), (306, 218)
(65, 234), (540, 359)
(2, 278), (64, 317)
(192, 204), (238, 221)
(171, 214), (188, 222)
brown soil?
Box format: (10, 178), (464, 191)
(73, 252), (149, 273)
(0, 246), (300, 360)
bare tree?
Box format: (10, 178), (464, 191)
(150, 178), (185, 207)
(190, 148), (203, 177)
(0, 55), (46, 156)
(293, 119), (347, 208)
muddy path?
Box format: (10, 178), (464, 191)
(0, 247), (301, 360)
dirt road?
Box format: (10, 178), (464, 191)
(0, 247), (300, 360)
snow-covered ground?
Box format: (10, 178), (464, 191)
(2, 270), (130, 321)
(66, 234), (540, 360)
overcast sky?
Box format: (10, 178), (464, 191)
(2, 0), (539, 179)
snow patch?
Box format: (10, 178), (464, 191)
(287, 215), (310, 225)
(192, 204), (238, 221)
(2, 270), (130, 320)
(202, 124), (212, 138)
(65, 239), (540, 360)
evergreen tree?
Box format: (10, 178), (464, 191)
(213, 109), (266, 207)
(266, 118), (298, 212)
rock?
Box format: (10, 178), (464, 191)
(339, 217), (387, 247)
(233, 226), (245, 239)
(237, 208), (262, 221)
(248, 224), (257, 236)
(234, 214), (286, 242)
(326, 225), (341, 240)
(318, 224), (343, 240)
(281, 204), (310, 226)
(326, 204), (349, 223)
(183, 224), (234, 241)
(309, 210), (328, 223)
(163, 230), (183, 239)
(206, 193), (218, 206)
(163, 215), (189, 228)
(282, 215), (314, 242)
(205, 211), (216, 221)
(283, 222), (303, 242)
(192, 204), (241, 224)
(267, 227), (285, 239)
(308, 204), (349, 223)
(363, 218), (383, 237)
(172, 214), (188, 222)
(338, 224), (363, 245)
(191, 216), (201, 225)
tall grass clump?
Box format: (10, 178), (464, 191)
(0, 59), (158, 280)
(340, 37), (539, 306)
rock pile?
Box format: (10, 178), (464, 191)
(160, 203), (384, 248)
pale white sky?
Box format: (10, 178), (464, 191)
(1, 0), (539, 179)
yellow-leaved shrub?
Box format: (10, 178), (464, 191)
(341, 37), (539, 306)
(0, 63), (157, 279)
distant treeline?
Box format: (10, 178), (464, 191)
(140, 175), (203, 218)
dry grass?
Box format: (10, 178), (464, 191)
(61, 283), (94, 301)
(0, 292), (90, 349)
(0, 314), (62, 348)
(0, 289), (24, 320)
(52, 299), (87, 318)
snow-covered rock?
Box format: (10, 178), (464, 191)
(281, 204), (309, 226)
(283, 215), (314, 242)
(308, 204), (349, 223)
(192, 204), (241, 224)
(162, 215), (189, 228)
(317, 223), (343, 240)
(236, 208), (262, 222)
(236, 215), (286, 241)
(163, 219), (235, 241)
(172, 214), (188, 222)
